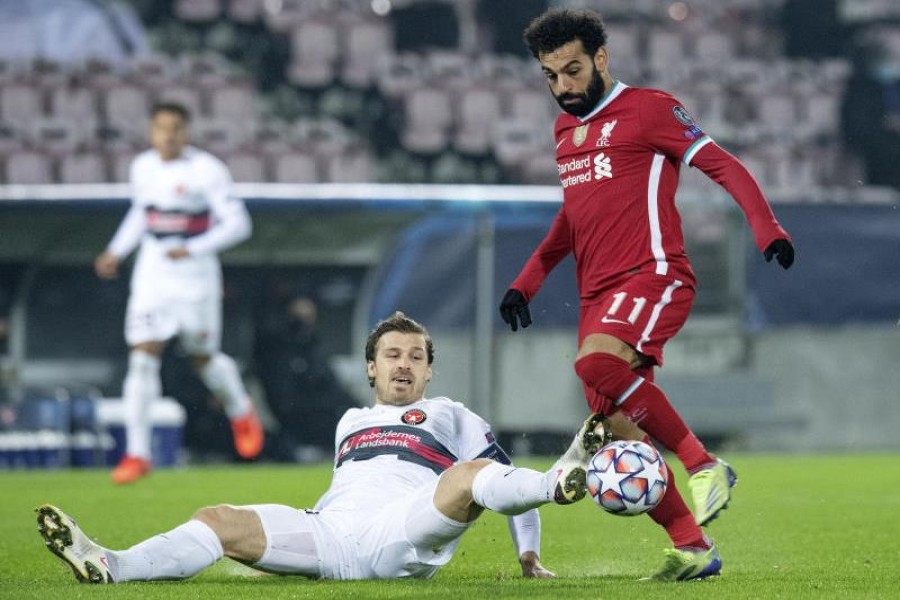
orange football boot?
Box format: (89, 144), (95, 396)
(111, 455), (152, 484)
(230, 410), (264, 459)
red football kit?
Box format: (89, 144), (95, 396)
(511, 81), (791, 365)
(505, 81), (791, 553)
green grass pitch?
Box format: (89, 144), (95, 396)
(2, 454), (898, 599)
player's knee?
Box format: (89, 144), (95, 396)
(131, 341), (164, 357)
(190, 353), (212, 372)
(575, 352), (621, 388)
(444, 460), (492, 503)
(193, 504), (233, 531)
(435, 461), (490, 522)
(192, 504), (245, 550)
(126, 349), (162, 378)
(446, 462), (478, 499)
(193, 504), (266, 563)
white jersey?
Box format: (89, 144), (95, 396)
(107, 146), (252, 302)
(316, 397), (511, 512)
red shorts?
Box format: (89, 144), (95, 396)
(577, 271), (695, 367)
(577, 272), (694, 415)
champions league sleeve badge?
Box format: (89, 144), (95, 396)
(672, 105), (696, 126)
(673, 105), (704, 139)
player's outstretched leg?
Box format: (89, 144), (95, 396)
(469, 416), (610, 513)
(196, 353), (265, 459)
(689, 458), (738, 526)
(36, 504), (114, 584)
(644, 543), (722, 582)
(549, 413), (612, 504)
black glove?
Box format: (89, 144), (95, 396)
(499, 289), (532, 332)
(764, 238), (794, 270)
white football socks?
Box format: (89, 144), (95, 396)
(122, 350), (161, 460)
(470, 461), (553, 515)
(106, 520), (223, 581)
(198, 353), (252, 419)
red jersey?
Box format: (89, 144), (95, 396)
(511, 82), (790, 305)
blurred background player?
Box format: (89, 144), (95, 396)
(94, 102), (262, 484)
(500, 8), (794, 580)
(36, 311), (600, 583)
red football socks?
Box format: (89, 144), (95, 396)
(574, 353), (713, 472)
(645, 439), (709, 549)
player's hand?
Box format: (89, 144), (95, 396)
(499, 289), (532, 332)
(763, 238), (794, 269)
(167, 247), (190, 260)
(519, 551), (556, 578)
(94, 251), (120, 279)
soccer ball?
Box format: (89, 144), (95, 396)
(586, 440), (668, 516)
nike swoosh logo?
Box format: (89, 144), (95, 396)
(556, 138), (566, 149)
(600, 316), (631, 325)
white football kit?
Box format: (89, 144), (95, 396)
(106, 146), (251, 353)
(249, 397), (540, 580)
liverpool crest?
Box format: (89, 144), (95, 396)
(597, 119), (617, 147)
(572, 124), (590, 147)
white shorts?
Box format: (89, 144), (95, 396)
(124, 292), (221, 354)
(248, 482), (470, 580)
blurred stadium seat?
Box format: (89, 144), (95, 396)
(175, 0), (222, 23)
(261, 0), (310, 33)
(322, 149), (375, 183)
(49, 85), (98, 124)
(377, 53), (427, 99)
(288, 20), (340, 88)
(1, 83), (44, 123)
(190, 118), (247, 156)
(647, 28), (685, 73)
(427, 51), (477, 91)
(507, 89), (555, 125)
(400, 87), (453, 155)
(225, 151), (266, 182)
(0, 121), (24, 155)
(341, 17), (393, 88)
(227, 0), (264, 23)
(453, 88), (502, 155)
(209, 83), (259, 122)
(29, 118), (86, 157)
(104, 83), (150, 124)
(273, 151), (318, 183)
(59, 153), (108, 184)
(109, 151), (137, 182)
(6, 152), (53, 184)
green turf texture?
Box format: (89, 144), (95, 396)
(2, 454), (898, 599)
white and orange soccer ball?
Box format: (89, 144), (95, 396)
(586, 440), (668, 515)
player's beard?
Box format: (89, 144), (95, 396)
(554, 66), (606, 117)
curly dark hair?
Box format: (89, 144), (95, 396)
(523, 8), (608, 59)
(365, 311), (434, 387)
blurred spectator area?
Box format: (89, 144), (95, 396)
(0, 0), (897, 192)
